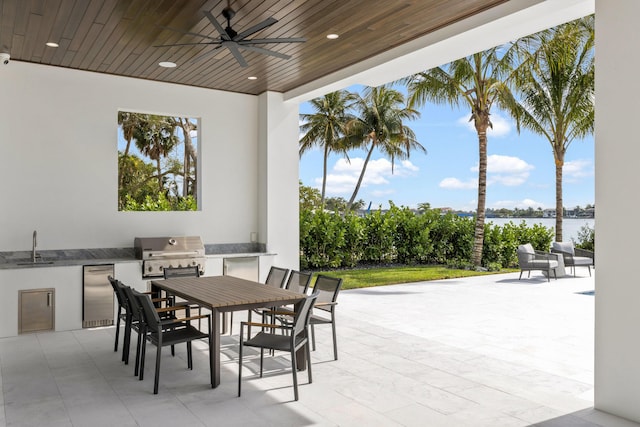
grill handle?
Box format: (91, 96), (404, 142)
(148, 251), (202, 257)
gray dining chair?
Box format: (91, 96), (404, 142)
(231, 266), (289, 335)
(133, 289), (212, 394)
(238, 291), (318, 401)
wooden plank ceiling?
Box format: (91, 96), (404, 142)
(0, 0), (507, 95)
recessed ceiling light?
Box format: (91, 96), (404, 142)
(46, 42), (59, 48)
(326, 34), (339, 40)
(247, 76), (257, 80)
(158, 61), (177, 68)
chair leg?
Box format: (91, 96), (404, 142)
(187, 342), (193, 370)
(259, 348), (264, 378)
(291, 347), (299, 401)
(122, 320), (130, 363)
(588, 266), (592, 277)
(134, 329), (143, 376)
(114, 309), (121, 352)
(311, 324), (316, 351)
(519, 271), (523, 280)
(306, 340), (313, 384)
(553, 268), (557, 280)
(546, 269), (550, 282)
(238, 323), (245, 396)
(139, 334), (146, 381)
(153, 344), (162, 394)
(331, 319), (338, 360)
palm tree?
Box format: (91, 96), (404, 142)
(299, 90), (356, 208)
(133, 115), (178, 192)
(344, 85), (424, 212)
(511, 16), (594, 242)
(174, 117), (198, 198)
(117, 111), (141, 191)
(404, 47), (517, 267)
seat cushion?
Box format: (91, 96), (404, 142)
(552, 241), (574, 255)
(518, 243), (535, 254)
(529, 260), (558, 269)
(572, 256), (593, 266)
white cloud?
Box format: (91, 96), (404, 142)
(457, 112), (512, 137)
(492, 198), (546, 209)
(439, 177), (477, 190)
(564, 159), (594, 182)
(445, 154), (534, 190)
(323, 157), (419, 196)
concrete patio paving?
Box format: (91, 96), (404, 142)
(0, 270), (638, 426)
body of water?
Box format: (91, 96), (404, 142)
(486, 217), (594, 243)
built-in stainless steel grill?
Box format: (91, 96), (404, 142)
(134, 236), (205, 278)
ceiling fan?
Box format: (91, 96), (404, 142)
(154, 2), (306, 68)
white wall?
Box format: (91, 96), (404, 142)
(257, 92), (300, 271)
(0, 61), (259, 251)
(594, 0), (640, 421)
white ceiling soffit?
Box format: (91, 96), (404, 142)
(284, 0), (595, 104)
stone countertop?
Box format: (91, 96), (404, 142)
(0, 244), (274, 270)
(0, 248), (138, 270)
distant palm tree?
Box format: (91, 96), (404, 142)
(511, 16), (594, 242)
(404, 48), (517, 267)
(345, 85), (424, 212)
(117, 111), (140, 191)
(133, 115), (178, 192)
(299, 90), (356, 208)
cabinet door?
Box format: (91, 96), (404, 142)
(223, 257), (259, 281)
(19, 289), (55, 334)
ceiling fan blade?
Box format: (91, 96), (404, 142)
(189, 45), (223, 64)
(233, 17), (277, 41)
(223, 42), (248, 67)
(154, 41), (222, 48)
(238, 44), (291, 60)
(159, 25), (220, 42)
(239, 37), (306, 44)
(203, 10), (230, 40)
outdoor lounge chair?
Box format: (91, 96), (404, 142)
(517, 243), (559, 282)
(551, 241), (594, 277)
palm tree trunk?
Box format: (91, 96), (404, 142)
(472, 130), (488, 267)
(156, 158), (163, 192)
(321, 145), (329, 207)
(346, 142), (375, 211)
(555, 152), (564, 242)
(179, 118), (197, 197)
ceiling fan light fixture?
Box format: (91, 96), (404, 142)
(158, 61), (177, 68)
(154, 8), (306, 68)
(326, 33), (339, 40)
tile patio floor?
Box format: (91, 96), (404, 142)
(1, 270), (638, 426)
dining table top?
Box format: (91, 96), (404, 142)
(150, 275), (305, 312)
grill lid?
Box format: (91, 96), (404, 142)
(134, 236), (205, 260)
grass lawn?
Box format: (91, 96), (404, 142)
(312, 265), (518, 290)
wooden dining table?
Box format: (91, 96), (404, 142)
(150, 275), (305, 388)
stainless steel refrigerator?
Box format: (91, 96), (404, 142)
(82, 264), (115, 328)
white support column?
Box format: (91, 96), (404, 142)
(594, 0), (640, 421)
(257, 91), (300, 272)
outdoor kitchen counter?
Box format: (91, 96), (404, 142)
(0, 248), (137, 270)
(0, 249), (276, 270)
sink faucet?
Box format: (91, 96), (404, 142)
(32, 230), (39, 262)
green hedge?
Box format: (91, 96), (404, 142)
(300, 204), (554, 270)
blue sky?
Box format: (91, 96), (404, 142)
(298, 84), (594, 212)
